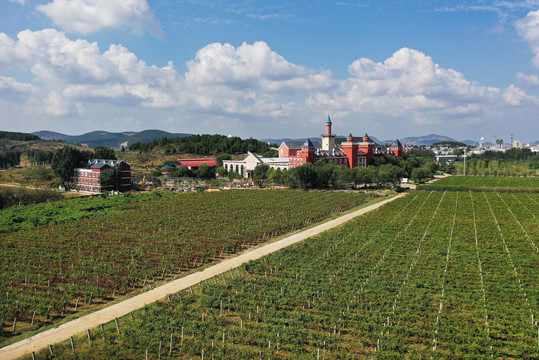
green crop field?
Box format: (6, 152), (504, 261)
(0, 191), (180, 233)
(41, 188), (539, 359)
(417, 175), (539, 192)
(0, 190), (376, 345)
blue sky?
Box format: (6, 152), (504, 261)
(1, 0), (539, 143)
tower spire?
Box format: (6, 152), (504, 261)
(322, 114), (336, 151)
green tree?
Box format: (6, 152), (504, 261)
(172, 165), (193, 178)
(51, 146), (92, 187)
(196, 163), (215, 179)
(260, 149), (279, 158)
(411, 167), (431, 184)
(99, 168), (116, 190)
(216, 166), (228, 177)
(253, 164), (270, 185)
(292, 163), (316, 190)
(216, 154), (232, 167)
(267, 168), (281, 184)
(313, 164), (335, 188)
(94, 146), (117, 160)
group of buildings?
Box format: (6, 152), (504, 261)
(73, 116), (405, 191)
(223, 116), (403, 178)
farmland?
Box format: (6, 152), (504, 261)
(417, 175), (539, 192)
(38, 187), (539, 359)
(0, 190), (376, 345)
(0, 191), (180, 232)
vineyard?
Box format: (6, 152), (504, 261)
(0, 190), (376, 346)
(417, 175), (539, 192)
(36, 186), (539, 359)
(0, 191), (179, 233)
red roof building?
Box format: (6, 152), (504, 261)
(177, 158), (217, 169)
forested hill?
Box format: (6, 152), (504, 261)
(129, 134), (272, 155)
(0, 131), (40, 141)
(32, 130), (190, 149)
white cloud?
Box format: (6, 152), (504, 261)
(307, 48), (503, 123)
(43, 91), (69, 116)
(14, 29), (110, 82)
(0, 76), (38, 93)
(180, 41), (333, 119)
(0, 30), (537, 138)
(517, 72), (539, 86)
(24, 91), (70, 117)
(185, 41), (334, 92)
(502, 84), (538, 105)
(0, 33), (16, 66)
(36, 0), (163, 36)
(516, 9), (539, 67)
(9, 0), (25, 4)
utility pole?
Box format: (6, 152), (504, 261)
(463, 153), (466, 176)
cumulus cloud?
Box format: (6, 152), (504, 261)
(516, 9), (539, 67)
(307, 48), (503, 123)
(186, 42), (334, 92)
(517, 72), (539, 86)
(0, 33), (16, 65)
(502, 84), (538, 105)
(0, 76), (38, 93)
(0, 29), (177, 109)
(42, 91), (70, 116)
(182, 41), (333, 118)
(0, 30), (537, 137)
(36, 0), (163, 36)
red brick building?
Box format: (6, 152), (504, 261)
(284, 116), (403, 169)
(74, 159), (132, 193)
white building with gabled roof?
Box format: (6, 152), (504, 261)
(222, 152), (289, 178)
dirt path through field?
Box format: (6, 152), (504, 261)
(0, 192), (406, 360)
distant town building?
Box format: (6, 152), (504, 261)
(74, 159), (132, 193)
(512, 140), (523, 149)
(435, 154), (459, 163)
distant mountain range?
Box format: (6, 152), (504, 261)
(263, 134), (472, 147)
(32, 130), (535, 149)
(32, 130), (190, 149)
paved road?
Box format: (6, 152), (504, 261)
(0, 192), (406, 360)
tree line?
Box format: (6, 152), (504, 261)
(0, 131), (40, 141)
(0, 151), (21, 169)
(218, 152), (439, 190)
(129, 134), (272, 155)
(469, 148), (538, 161)
(26, 149), (55, 165)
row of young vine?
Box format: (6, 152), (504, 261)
(417, 175), (539, 192)
(0, 190), (376, 344)
(37, 190), (538, 359)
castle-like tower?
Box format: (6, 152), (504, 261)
(341, 133), (359, 168)
(321, 115), (336, 151)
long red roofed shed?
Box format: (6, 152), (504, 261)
(177, 158), (217, 169)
